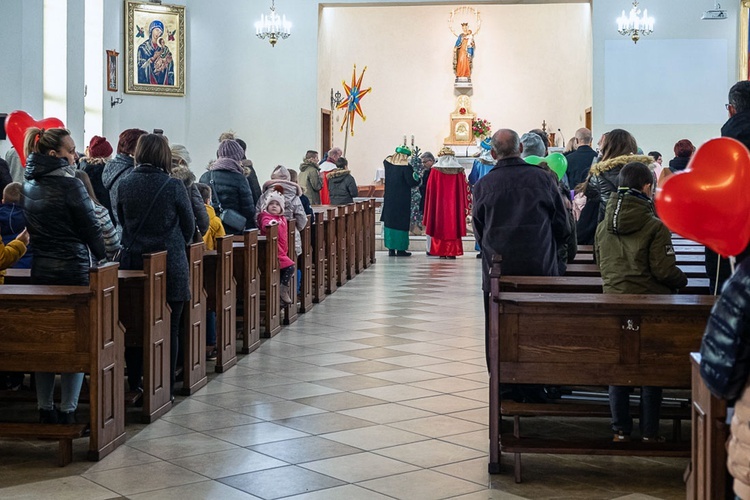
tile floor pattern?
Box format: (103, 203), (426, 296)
(0, 253), (687, 499)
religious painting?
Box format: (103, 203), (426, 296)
(106, 50), (119, 92)
(742, 0), (750, 80)
(125, 1), (185, 96)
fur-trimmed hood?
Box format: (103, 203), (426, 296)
(590, 154), (654, 176)
(171, 164), (196, 187)
(262, 178), (302, 196)
(327, 168), (351, 179)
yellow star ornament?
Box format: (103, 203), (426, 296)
(337, 65), (372, 136)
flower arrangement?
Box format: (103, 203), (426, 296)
(472, 118), (491, 139)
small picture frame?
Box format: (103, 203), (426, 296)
(106, 50), (119, 92)
(742, 0), (750, 80)
(125, 1), (186, 96)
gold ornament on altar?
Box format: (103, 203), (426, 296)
(449, 6), (481, 88)
(444, 95), (476, 146)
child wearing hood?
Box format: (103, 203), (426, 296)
(256, 164), (307, 256)
(258, 188), (296, 305)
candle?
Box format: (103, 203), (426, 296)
(411, 135), (414, 146)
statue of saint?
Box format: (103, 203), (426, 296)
(453, 23), (475, 80)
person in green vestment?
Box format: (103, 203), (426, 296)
(380, 146), (420, 256)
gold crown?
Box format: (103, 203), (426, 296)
(437, 146), (456, 157)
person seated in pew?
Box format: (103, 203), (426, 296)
(594, 161), (687, 443)
(258, 189), (296, 305)
(196, 182), (225, 362)
(116, 133), (195, 399)
(0, 182), (32, 270)
(22, 127), (107, 424)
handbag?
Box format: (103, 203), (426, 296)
(114, 177), (171, 265)
(209, 170), (247, 232)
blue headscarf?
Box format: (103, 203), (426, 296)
(149, 20), (165, 36)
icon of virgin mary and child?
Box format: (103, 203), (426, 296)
(137, 20), (174, 86)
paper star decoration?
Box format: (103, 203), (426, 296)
(337, 64), (372, 136)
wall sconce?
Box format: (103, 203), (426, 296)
(330, 88), (343, 110)
(110, 96), (124, 108)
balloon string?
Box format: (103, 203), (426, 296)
(713, 253), (721, 296)
(730, 256), (737, 275)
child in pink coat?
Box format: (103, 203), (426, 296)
(258, 189), (295, 304)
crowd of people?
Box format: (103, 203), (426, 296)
(0, 127), (361, 422)
(3, 79), (750, 496)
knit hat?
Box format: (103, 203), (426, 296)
(520, 133), (545, 158)
(89, 136), (113, 158)
(171, 144), (191, 165)
(217, 139), (245, 161)
(271, 165), (291, 181)
(261, 190), (285, 213)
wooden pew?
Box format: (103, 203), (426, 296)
(573, 252), (705, 264)
(687, 353), (730, 500)
(203, 236), (237, 373)
(119, 252), (172, 422)
(497, 276), (710, 295)
(0, 264), (126, 463)
(298, 215), (314, 313)
(181, 243), (208, 395)
(355, 201), (365, 273)
(579, 244), (705, 254)
(258, 224), (281, 337)
(312, 211), (326, 303)
(346, 204), (357, 280)
(7, 254), (177, 420)
(565, 263), (707, 279)
(283, 220), (299, 325)
(487, 261), (716, 481)
(316, 207), (338, 294)
(367, 199), (377, 265)
(337, 205), (348, 286)
(232, 230), (261, 354)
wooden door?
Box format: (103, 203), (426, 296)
(321, 109), (332, 154)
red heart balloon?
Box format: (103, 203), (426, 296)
(655, 137), (750, 257)
(4, 111), (65, 167)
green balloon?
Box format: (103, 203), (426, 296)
(547, 153), (568, 181)
(524, 155), (544, 166)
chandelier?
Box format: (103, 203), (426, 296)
(255, 0), (291, 47)
(616, 1), (654, 44)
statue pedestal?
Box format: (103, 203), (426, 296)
(454, 78), (472, 89)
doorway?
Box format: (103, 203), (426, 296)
(321, 109), (332, 155)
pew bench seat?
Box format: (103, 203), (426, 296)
(0, 423), (88, 466)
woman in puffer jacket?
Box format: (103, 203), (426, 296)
(22, 127), (106, 424)
(586, 129), (656, 222)
(700, 258), (750, 499)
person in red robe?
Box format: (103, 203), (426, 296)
(422, 147), (471, 258)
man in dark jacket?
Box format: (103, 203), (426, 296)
(708, 81), (750, 293)
(565, 128), (598, 188)
(473, 129), (570, 370)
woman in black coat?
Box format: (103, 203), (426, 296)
(22, 127), (106, 424)
(116, 134), (194, 397)
(199, 139), (256, 234)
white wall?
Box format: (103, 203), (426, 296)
(592, 0), (739, 157)
(319, 4), (593, 183)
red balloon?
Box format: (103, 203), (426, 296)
(4, 111), (65, 167)
(655, 137), (750, 257)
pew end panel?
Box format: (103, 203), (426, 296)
(233, 230), (261, 354)
(214, 236), (238, 373)
(0, 263), (126, 463)
(181, 242), (208, 395)
(298, 215), (314, 313)
(282, 220), (299, 325)
(258, 224), (281, 338)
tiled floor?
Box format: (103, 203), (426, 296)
(0, 253), (687, 499)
